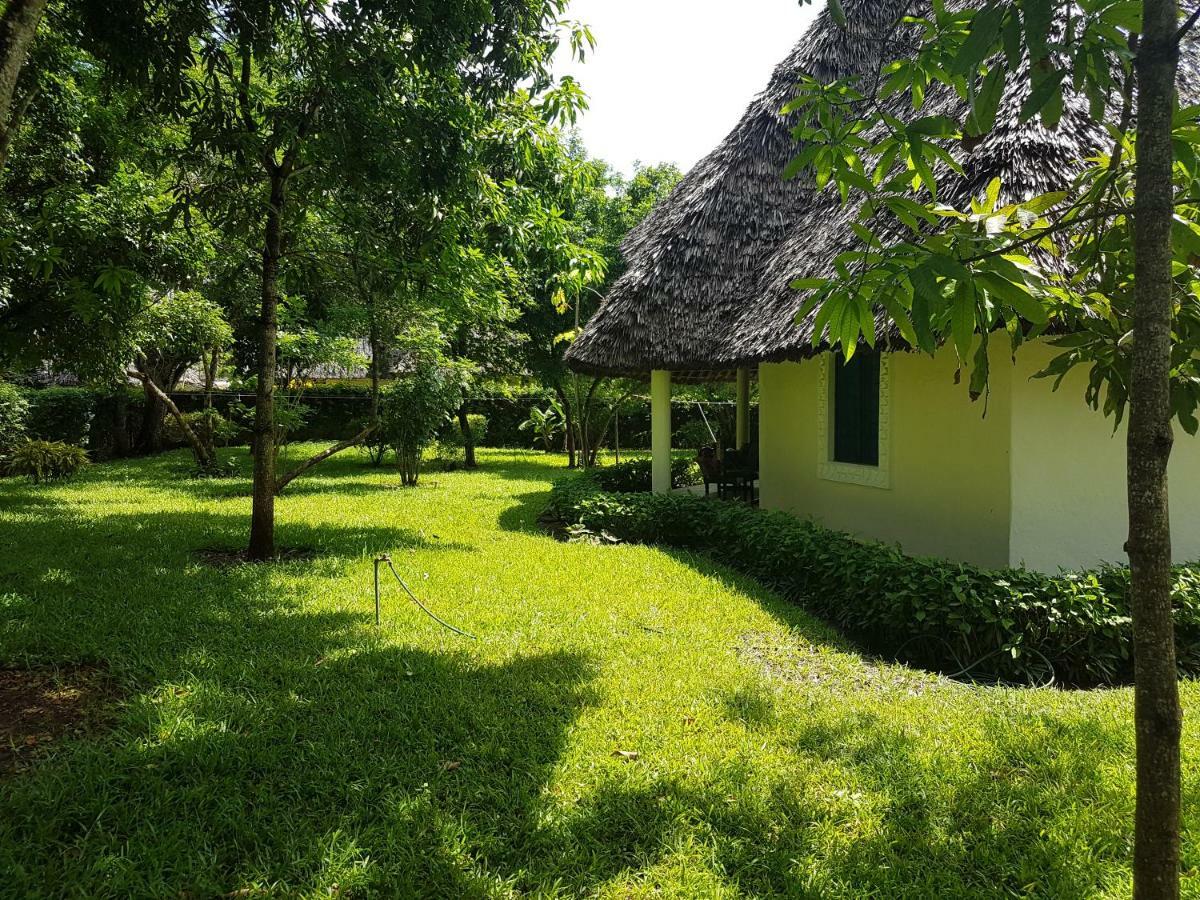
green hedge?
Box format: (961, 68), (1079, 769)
(546, 468), (1200, 687)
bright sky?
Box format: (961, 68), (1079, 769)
(554, 1), (822, 177)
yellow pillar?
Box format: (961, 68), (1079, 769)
(651, 370), (672, 494)
(736, 368), (750, 450)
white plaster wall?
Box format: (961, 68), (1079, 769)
(1008, 341), (1200, 570)
(758, 342), (1014, 568)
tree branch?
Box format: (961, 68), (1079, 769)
(128, 367), (215, 469)
(274, 424), (375, 495)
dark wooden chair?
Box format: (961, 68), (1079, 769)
(722, 443), (759, 503)
(697, 446), (722, 496)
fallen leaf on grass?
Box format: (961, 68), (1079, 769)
(612, 749), (640, 761)
(440, 760), (461, 772)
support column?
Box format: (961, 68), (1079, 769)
(736, 367), (750, 450)
(651, 369), (672, 494)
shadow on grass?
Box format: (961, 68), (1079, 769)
(1, 642), (598, 895)
(0, 485), (598, 894)
(544, 708), (1129, 898)
(496, 489), (553, 535)
(0, 506), (474, 668)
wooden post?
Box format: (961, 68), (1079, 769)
(651, 370), (671, 494)
(736, 368), (750, 450)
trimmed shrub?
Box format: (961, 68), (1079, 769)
(591, 456), (701, 492)
(546, 471), (1200, 687)
(4, 440), (90, 483)
(22, 387), (97, 446)
(0, 382), (30, 455)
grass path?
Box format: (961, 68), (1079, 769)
(0, 447), (1196, 898)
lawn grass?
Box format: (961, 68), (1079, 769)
(0, 446), (1196, 898)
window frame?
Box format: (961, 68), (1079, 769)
(816, 351), (891, 489)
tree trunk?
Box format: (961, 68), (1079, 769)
(555, 385), (576, 468)
(248, 168), (286, 561)
(136, 382), (163, 453)
(275, 425), (374, 495)
(1129, 2), (1183, 897)
(0, 0), (45, 173)
(130, 369), (215, 471)
(369, 325), (382, 426)
(110, 386), (130, 458)
(458, 399), (476, 469)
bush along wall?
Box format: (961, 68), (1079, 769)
(545, 466), (1200, 687)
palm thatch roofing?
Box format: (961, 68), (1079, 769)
(566, 0), (1200, 381)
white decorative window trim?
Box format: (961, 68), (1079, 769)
(816, 353), (892, 489)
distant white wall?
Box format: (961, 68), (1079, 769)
(759, 342), (1013, 568)
(1008, 341), (1200, 570)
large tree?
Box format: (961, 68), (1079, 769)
(787, 0), (1196, 894)
(168, 0), (585, 559)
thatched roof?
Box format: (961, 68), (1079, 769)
(566, 0), (1200, 380)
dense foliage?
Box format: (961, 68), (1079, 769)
(547, 469), (1200, 687)
(0, 381), (29, 454)
(587, 456), (700, 492)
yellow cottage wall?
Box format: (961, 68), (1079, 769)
(758, 342), (1014, 568)
(758, 340), (1200, 571)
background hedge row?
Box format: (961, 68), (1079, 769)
(546, 466), (1200, 687)
(13, 384), (758, 457)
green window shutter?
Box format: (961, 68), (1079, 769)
(833, 350), (880, 466)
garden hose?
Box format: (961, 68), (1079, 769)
(373, 555), (476, 639)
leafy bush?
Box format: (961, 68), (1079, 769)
(163, 408), (236, 449)
(4, 440), (90, 483)
(519, 403), (564, 450)
(546, 471), (1200, 687)
(0, 382), (30, 455)
(590, 456), (701, 492)
(379, 366), (461, 486)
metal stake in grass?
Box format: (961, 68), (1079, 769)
(372, 555), (476, 639)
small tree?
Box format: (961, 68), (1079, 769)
(784, 2), (1197, 894)
(131, 290), (232, 455)
(520, 403), (565, 451)
(378, 363), (461, 487)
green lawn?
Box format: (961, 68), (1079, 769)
(0, 447), (1196, 898)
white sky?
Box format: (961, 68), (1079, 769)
(554, 1), (823, 177)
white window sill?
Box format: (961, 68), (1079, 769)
(818, 461), (891, 489)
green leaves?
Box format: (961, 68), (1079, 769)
(778, 0), (1200, 432)
(950, 3), (1005, 76)
(966, 65), (1007, 137)
(1020, 69), (1067, 127)
(827, 0), (847, 28)
(1023, 0), (1053, 62)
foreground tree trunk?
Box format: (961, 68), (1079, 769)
(0, 0), (46, 173)
(248, 168), (286, 561)
(1129, 2), (1183, 897)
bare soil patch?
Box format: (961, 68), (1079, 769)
(0, 665), (116, 773)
